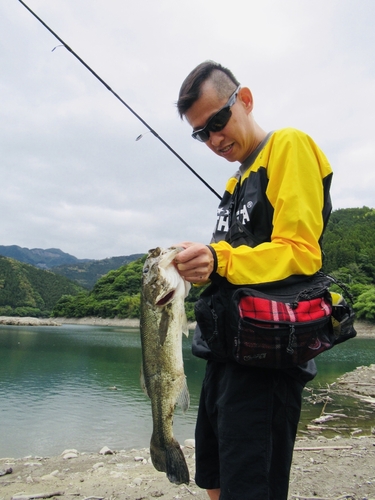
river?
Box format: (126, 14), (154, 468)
(0, 324), (374, 458)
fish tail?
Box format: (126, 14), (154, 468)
(150, 436), (190, 485)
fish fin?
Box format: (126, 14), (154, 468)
(182, 313), (189, 337)
(150, 436), (190, 485)
(177, 377), (190, 414)
(140, 364), (150, 398)
(181, 308), (189, 337)
(184, 279), (191, 298)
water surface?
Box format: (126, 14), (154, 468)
(0, 324), (374, 458)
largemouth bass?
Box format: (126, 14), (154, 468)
(140, 246), (191, 485)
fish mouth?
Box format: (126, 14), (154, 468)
(156, 289), (175, 306)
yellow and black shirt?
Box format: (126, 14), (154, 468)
(209, 128), (333, 287)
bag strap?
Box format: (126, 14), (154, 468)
(318, 271), (354, 304)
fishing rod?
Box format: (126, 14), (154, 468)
(18, 0), (222, 201)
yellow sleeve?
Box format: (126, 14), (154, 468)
(210, 129), (333, 286)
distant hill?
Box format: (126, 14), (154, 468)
(0, 245), (144, 290)
(0, 256), (85, 317)
(0, 245), (92, 269)
(52, 254), (145, 289)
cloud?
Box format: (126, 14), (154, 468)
(0, 0), (374, 259)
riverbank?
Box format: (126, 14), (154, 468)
(58, 318), (375, 339)
(60, 317), (375, 338)
(1, 316), (374, 338)
(1, 434), (374, 500)
(0, 317), (61, 327)
(0, 316), (187, 329)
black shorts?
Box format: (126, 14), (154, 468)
(194, 361), (305, 500)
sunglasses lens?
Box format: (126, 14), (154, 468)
(193, 129), (210, 142)
(209, 107), (232, 132)
(192, 107), (232, 142)
(193, 130), (210, 142)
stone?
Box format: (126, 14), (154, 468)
(41, 470), (59, 480)
(61, 449), (79, 456)
(99, 446), (114, 455)
(110, 471), (123, 478)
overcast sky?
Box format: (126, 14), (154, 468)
(1, 0), (374, 260)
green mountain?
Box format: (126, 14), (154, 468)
(0, 245), (92, 269)
(0, 245), (144, 290)
(52, 254), (145, 289)
(52, 256), (202, 322)
(53, 257), (146, 319)
(322, 207), (375, 281)
(0, 256), (85, 317)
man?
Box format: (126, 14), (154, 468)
(174, 61), (332, 500)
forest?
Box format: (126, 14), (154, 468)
(52, 207), (375, 323)
(0, 256), (84, 317)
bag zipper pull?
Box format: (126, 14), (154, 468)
(286, 325), (296, 354)
(210, 307), (219, 336)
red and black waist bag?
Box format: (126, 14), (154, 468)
(194, 273), (356, 369)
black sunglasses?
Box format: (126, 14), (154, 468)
(191, 86), (241, 142)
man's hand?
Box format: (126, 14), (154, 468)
(174, 242), (214, 283)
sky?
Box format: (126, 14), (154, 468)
(1, 0), (374, 260)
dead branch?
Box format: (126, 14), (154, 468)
(12, 492), (64, 500)
(294, 445), (353, 451)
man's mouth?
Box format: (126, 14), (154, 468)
(219, 143), (234, 154)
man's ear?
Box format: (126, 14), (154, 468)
(238, 87), (254, 114)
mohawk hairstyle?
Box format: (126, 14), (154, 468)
(177, 61), (240, 118)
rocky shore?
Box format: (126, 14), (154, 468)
(1, 434), (374, 500)
(0, 316), (186, 329)
(0, 317), (61, 327)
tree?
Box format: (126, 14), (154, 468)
(353, 287), (375, 321)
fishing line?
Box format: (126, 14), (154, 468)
(18, 0), (222, 201)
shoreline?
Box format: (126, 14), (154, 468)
(0, 316), (196, 330)
(1, 316), (374, 337)
(57, 316), (201, 330)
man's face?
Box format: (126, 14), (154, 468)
(185, 81), (255, 163)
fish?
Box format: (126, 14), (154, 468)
(140, 246), (191, 485)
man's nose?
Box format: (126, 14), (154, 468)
(209, 131), (224, 147)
